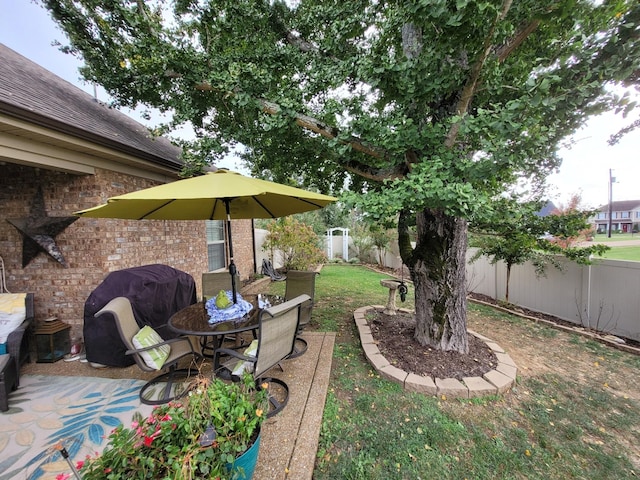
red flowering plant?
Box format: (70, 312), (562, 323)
(76, 374), (268, 479)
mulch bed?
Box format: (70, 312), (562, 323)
(368, 308), (498, 381)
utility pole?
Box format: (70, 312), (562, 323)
(607, 168), (614, 238)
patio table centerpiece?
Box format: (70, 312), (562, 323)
(76, 373), (268, 480)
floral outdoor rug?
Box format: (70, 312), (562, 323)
(0, 374), (153, 480)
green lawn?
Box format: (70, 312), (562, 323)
(592, 233), (640, 243)
(599, 246), (640, 262)
(587, 233), (640, 261)
(271, 264), (640, 480)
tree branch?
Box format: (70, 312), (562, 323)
(444, 0), (514, 148)
(495, 19), (541, 63)
(192, 80), (403, 179)
(258, 100), (386, 159)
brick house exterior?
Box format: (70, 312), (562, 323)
(0, 44), (255, 339)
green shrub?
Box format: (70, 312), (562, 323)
(263, 217), (327, 271)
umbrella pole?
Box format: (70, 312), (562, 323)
(225, 200), (238, 304)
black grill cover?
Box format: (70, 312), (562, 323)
(83, 264), (197, 367)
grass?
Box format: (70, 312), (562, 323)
(587, 233), (640, 261)
(591, 233), (640, 243)
(272, 264), (640, 479)
(599, 246), (640, 261)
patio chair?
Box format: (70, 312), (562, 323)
(284, 270), (318, 357)
(96, 296), (203, 405)
(217, 294), (310, 417)
(0, 285), (33, 387)
(1, 256), (34, 384)
(202, 271), (241, 301)
(3, 293), (34, 387)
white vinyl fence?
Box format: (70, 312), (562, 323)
(255, 230), (640, 341)
(467, 248), (640, 342)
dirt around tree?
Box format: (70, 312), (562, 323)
(362, 293), (640, 406)
(358, 261), (640, 396)
(369, 308), (498, 380)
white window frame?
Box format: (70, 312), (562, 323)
(206, 220), (226, 272)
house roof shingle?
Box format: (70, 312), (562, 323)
(597, 200), (640, 212)
(0, 43), (183, 170)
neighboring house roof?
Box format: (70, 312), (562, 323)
(535, 201), (557, 217)
(0, 43), (183, 171)
(597, 200), (640, 212)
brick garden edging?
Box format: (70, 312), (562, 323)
(354, 306), (517, 399)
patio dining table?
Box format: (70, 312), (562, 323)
(167, 295), (283, 374)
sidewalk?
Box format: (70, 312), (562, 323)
(254, 332), (335, 479)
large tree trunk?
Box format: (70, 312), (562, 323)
(399, 208), (469, 354)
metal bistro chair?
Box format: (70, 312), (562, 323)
(284, 270), (318, 357)
(217, 294), (310, 417)
(96, 297), (203, 405)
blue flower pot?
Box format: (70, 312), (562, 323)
(228, 431), (261, 480)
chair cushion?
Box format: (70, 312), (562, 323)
(132, 326), (170, 370)
(231, 339), (258, 376)
(0, 293), (27, 344)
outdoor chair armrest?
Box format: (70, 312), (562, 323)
(216, 347), (256, 363)
(124, 336), (195, 356)
(7, 323), (27, 349)
(6, 293), (34, 376)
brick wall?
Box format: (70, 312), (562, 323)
(0, 163), (255, 339)
(229, 219), (255, 280)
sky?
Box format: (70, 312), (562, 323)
(1, 1), (638, 209)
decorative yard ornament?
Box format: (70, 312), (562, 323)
(7, 187), (77, 268)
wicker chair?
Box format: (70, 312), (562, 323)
(96, 297), (203, 405)
(1, 255), (34, 384)
(284, 271), (318, 357)
(217, 294), (309, 417)
(5, 293), (34, 386)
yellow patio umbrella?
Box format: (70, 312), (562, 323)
(75, 169), (337, 302)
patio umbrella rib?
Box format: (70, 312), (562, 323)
(293, 197), (328, 209)
(74, 170), (337, 302)
(251, 196), (276, 218)
(139, 200), (176, 220)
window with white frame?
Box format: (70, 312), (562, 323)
(206, 220), (226, 271)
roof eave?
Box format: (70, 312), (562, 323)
(0, 100), (183, 172)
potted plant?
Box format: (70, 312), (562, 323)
(75, 373), (268, 480)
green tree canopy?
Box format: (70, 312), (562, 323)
(470, 198), (608, 302)
(43, 0), (640, 353)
